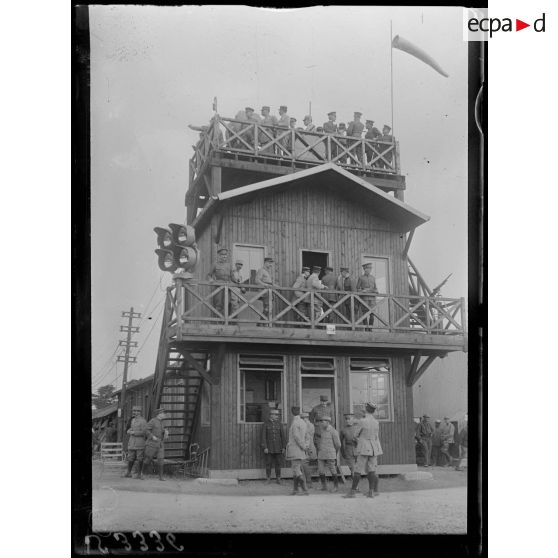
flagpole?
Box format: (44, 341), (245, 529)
(390, 20), (394, 137)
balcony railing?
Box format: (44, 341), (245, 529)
(166, 280), (466, 337)
(189, 115), (400, 184)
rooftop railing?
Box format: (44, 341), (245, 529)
(189, 115), (400, 185)
(166, 280), (466, 339)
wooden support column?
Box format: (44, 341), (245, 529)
(403, 228), (415, 257)
(209, 165), (222, 197)
(406, 351), (421, 386)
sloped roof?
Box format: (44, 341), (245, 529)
(193, 163), (429, 232)
(92, 402), (118, 420)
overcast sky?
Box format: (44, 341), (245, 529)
(89, 5), (468, 390)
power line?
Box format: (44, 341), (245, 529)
(136, 303), (164, 357)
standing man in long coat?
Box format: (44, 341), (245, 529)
(347, 111), (365, 163)
(141, 408), (168, 481)
(305, 265), (326, 322)
(286, 406), (309, 496)
(207, 247), (233, 319)
(320, 266), (337, 323)
(416, 414), (434, 467)
(344, 402), (383, 498)
(323, 111), (338, 161)
(259, 105), (277, 153)
(276, 105), (290, 155)
(300, 411), (317, 489)
(291, 266), (310, 325)
(364, 119), (382, 167)
(336, 266), (357, 323)
(124, 405), (147, 479)
(261, 408), (286, 484)
(339, 412), (360, 481)
(255, 257), (276, 324)
(357, 262), (378, 330)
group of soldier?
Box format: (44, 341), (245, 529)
(226, 105), (393, 167)
(208, 248), (379, 328)
(415, 414), (468, 471)
(261, 396), (383, 498)
(123, 406), (170, 481)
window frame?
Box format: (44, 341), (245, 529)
(348, 357), (394, 423)
(359, 254), (393, 295)
(237, 354), (286, 424)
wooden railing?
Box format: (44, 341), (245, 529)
(166, 280), (466, 336)
(189, 115), (400, 183)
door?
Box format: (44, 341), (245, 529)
(360, 256), (390, 328)
(301, 250), (330, 279)
(233, 244), (265, 322)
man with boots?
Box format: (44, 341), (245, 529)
(344, 402), (383, 498)
(316, 417), (342, 493)
(300, 411), (317, 489)
(416, 414), (434, 467)
(340, 412), (359, 485)
(141, 408), (168, 481)
(261, 408), (285, 484)
(286, 406), (309, 496)
(124, 405), (147, 479)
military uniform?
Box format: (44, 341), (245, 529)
(354, 413), (383, 473)
(365, 121), (382, 167)
(292, 270), (310, 324)
(230, 263), (246, 316)
(416, 417), (434, 466)
(255, 261), (275, 321)
(276, 108), (290, 155)
(124, 409), (147, 478)
(380, 127), (394, 169)
(347, 116), (365, 163)
(323, 114), (337, 161)
(316, 420), (341, 492)
(431, 423), (442, 466)
(320, 270), (337, 323)
(260, 108), (278, 153)
(356, 270), (378, 329)
(208, 253), (233, 317)
(305, 270), (325, 321)
(286, 414), (307, 476)
(340, 423), (360, 474)
(335, 270), (357, 323)
(439, 419), (455, 466)
(261, 417), (286, 482)
(141, 409), (168, 481)
(301, 417), (317, 488)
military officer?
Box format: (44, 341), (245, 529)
(320, 266), (337, 323)
(323, 111), (337, 161)
(276, 105), (290, 155)
(207, 247), (233, 319)
(141, 408), (169, 481)
(380, 124), (394, 169)
(336, 122), (347, 163)
(300, 411), (316, 489)
(286, 406), (309, 496)
(125, 405), (148, 479)
(291, 266), (310, 325)
(347, 111), (365, 163)
(357, 262), (378, 330)
(303, 115), (316, 133)
(305, 265), (326, 322)
(339, 412), (360, 481)
(310, 394), (334, 426)
(416, 414), (434, 467)
(364, 119), (382, 167)
(344, 402), (383, 498)
(439, 416), (455, 467)
(259, 105), (277, 153)
(261, 408), (286, 484)
(230, 259), (246, 317)
(255, 257), (276, 324)
(316, 416), (342, 492)
(335, 266), (357, 323)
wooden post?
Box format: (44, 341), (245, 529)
(210, 166), (222, 197)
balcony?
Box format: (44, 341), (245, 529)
(165, 280), (467, 353)
(189, 115), (400, 185)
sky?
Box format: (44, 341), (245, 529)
(89, 5), (468, 391)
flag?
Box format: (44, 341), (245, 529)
(392, 35), (449, 78)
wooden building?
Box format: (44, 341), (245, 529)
(147, 114), (467, 478)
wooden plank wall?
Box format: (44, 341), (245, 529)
(208, 348), (415, 470)
(194, 183), (408, 297)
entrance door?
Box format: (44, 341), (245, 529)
(232, 244), (265, 322)
(301, 250), (330, 279)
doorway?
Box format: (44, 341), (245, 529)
(301, 250), (330, 280)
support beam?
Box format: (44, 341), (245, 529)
(406, 351), (421, 386)
(181, 350), (215, 385)
(403, 228), (415, 257)
(210, 166), (222, 197)
(409, 355), (438, 386)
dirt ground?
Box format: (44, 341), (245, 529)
(92, 465), (467, 534)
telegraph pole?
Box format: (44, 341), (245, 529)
(116, 307), (141, 442)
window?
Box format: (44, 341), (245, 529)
(239, 355), (284, 423)
(350, 358), (392, 421)
(300, 357), (337, 427)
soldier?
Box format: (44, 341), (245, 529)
(320, 266), (337, 323)
(344, 402), (383, 498)
(416, 414), (434, 467)
(286, 406), (309, 496)
(291, 266), (310, 326)
(141, 408), (168, 481)
(261, 408), (286, 484)
(347, 111), (365, 164)
(380, 124), (394, 169)
(276, 105), (290, 155)
(207, 247), (233, 319)
(300, 411), (317, 489)
(230, 259), (246, 318)
(439, 416), (455, 467)
(357, 262), (378, 331)
(259, 105), (277, 153)
(339, 412), (360, 482)
(124, 405), (148, 479)
(287, 117), (297, 152)
(364, 119), (382, 167)
(310, 394), (334, 427)
(305, 265), (326, 322)
(255, 257), (276, 324)
(454, 416), (468, 472)
(335, 266), (357, 323)
(316, 416), (341, 493)
(303, 115), (316, 133)
(323, 111), (337, 161)
(431, 419), (443, 467)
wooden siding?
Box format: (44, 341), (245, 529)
(207, 347), (415, 470)
(194, 182), (408, 298)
